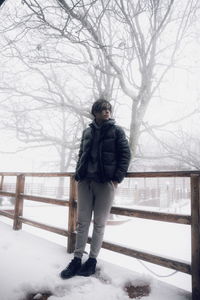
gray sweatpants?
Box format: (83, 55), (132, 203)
(74, 180), (115, 259)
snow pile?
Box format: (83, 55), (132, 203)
(0, 221), (191, 300)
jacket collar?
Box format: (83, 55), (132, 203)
(89, 118), (115, 130)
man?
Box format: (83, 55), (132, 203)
(60, 98), (131, 279)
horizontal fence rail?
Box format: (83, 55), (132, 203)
(19, 216), (69, 237)
(110, 206), (191, 224)
(0, 171), (199, 300)
(22, 194), (69, 206)
(88, 238), (191, 274)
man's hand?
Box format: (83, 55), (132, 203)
(112, 181), (118, 188)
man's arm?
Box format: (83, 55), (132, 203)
(113, 127), (131, 183)
(74, 131), (85, 181)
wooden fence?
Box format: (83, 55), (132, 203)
(0, 171), (199, 300)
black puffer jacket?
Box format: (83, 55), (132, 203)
(75, 119), (131, 183)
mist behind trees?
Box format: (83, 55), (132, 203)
(0, 0), (200, 173)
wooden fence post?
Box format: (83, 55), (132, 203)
(0, 175), (4, 190)
(190, 175), (200, 300)
(67, 176), (77, 253)
(13, 174), (25, 230)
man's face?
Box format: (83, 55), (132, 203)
(94, 107), (111, 122)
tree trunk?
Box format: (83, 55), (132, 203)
(129, 87), (151, 159)
(129, 100), (141, 158)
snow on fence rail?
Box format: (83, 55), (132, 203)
(0, 171), (199, 300)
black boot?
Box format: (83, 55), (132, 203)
(60, 257), (82, 279)
(77, 257), (97, 277)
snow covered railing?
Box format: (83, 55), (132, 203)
(0, 171), (200, 300)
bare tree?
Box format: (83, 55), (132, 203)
(0, 41), (88, 196)
(135, 100), (200, 171)
(0, 0), (121, 171)
(1, 0), (200, 174)
(0, 62), (85, 159)
(16, 0), (198, 158)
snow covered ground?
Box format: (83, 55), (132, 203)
(21, 202), (191, 292)
(0, 221), (191, 300)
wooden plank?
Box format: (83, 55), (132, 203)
(13, 175), (25, 230)
(0, 175), (4, 190)
(67, 176), (77, 253)
(19, 216), (69, 237)
(0, 172), (73, 177)
(0, 172), (19, 176)
(0, 191), (16, 197)
(22, 194), (69, 206)
(126, 171), (200, 178)
(110, 206), (191, 224)
(190, 175), (200, 300)
(0, 170), (200, 178)
(0, 209), (14, 219)
(19, 172), (73, 177)
(88, 237), (191, 274)
(3, 209), (14, 213)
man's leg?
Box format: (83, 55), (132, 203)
(60, 180), (94, 279)
(74, 180), (94, 258)
(76, 181), (115, 277)
(89, 181), (115, 258)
